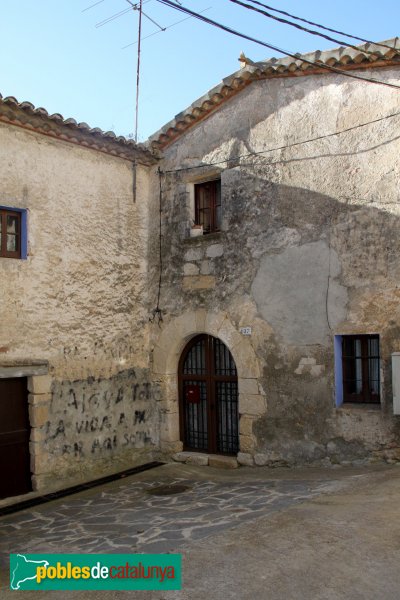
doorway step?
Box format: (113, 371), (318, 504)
(172, 452), (238, 469)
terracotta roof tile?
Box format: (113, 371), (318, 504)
(0, 94), (156, 164)
(149, 38), (400, 150)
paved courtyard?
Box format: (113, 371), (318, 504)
(1, 462), (400, 599)
(0, 465), (343, 558)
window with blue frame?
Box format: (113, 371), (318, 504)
(0, 207), (27, 259)
(342, 335), (380, 404)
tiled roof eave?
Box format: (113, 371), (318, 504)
(0, 96), (157, 166)
(149, 38), (400, 151)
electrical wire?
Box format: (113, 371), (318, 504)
(152, 110), (400, 315)
(228, 0), (393, 57)
(243, 0), (397, 52)
(149, 168), (164, 324)
(154, 0), (400, 91)
(161, 110), (400, 174)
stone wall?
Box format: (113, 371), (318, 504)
(149, 66), (400, 465)
(30, 369), (160, 490)
(0, 122), (157, 491)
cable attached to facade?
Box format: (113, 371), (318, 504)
(160, 110), (400, 174)
(325, 218), (333, 333)
(149, 167), (164, 325)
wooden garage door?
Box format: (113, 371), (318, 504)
(0, 378), (32, 499)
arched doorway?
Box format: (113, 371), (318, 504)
(178, 334), (239, 455)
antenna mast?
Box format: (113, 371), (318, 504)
(135, 0), (143, 142)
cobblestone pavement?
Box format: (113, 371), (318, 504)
(0, 463), (349, 566)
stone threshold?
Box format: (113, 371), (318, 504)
(172, 451), (239, 469)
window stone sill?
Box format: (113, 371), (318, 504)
(337, 402), (381, 412)
(183, 231), (222, 244)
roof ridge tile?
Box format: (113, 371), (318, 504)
(149, 37), (400, 149)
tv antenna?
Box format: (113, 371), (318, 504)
(87, 0), (208, 142)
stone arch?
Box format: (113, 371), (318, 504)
(151, 310), (266, 455)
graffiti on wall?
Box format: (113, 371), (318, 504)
(44, 369), (161, 459)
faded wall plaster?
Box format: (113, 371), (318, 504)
(0, 123), (150, 379)
(251, 241), (348, 345)
(149, 66), (400, 465)
(31, 369), (160, 489)
(0, 122), (156, 490)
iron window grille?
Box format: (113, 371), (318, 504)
(342, 334), (380, 404)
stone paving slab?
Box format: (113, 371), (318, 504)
(0, 464), (353, 569)
(0, 463), (396, 599)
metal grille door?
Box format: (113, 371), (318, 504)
(179, 335), (239, 455)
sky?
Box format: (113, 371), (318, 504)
(1, 0), (399, 141)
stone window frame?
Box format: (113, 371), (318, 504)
(186, 171), (222, 237)
(0, 205), (28, 259)
(152, 310), (266, 459)
(194, 179), (221, 234)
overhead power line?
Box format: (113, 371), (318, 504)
(154, 0), (400, 91)
(243, 0), (397, 52)
(228, 0), (393, 57)
(162, 110), (400, 173)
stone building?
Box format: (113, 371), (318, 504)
(0, 95), (158, 499)
(148, 39), (400, 468)
(1, 39), (400, 501)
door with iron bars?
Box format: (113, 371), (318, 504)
(0, 377), (32, 499)
(179, 334), (239, 455)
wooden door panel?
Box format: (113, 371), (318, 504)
(0, 378), (32, 499)
(179, 335), (239, 455)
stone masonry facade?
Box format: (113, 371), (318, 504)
(1, 40), (400, 500)
(148, 45), (400, 468)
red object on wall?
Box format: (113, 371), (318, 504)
(185, 385), (201, 404)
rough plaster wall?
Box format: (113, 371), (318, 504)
(0, 124), (150, 379)
(251, 241), (347, 345)
(0, 124), (156, 484)
(37, 369), (161, 487)
(151, 66), (400, 463)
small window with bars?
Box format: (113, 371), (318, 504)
(194, 179), (221, 234)
(0, 209), (22, 258)
(342, 334), (380, 404)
